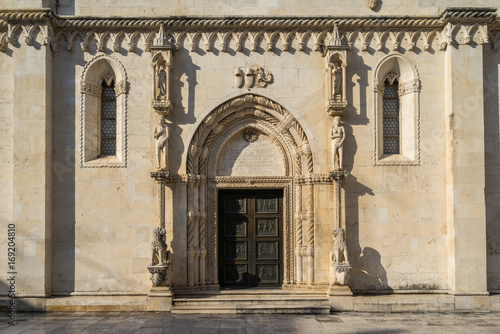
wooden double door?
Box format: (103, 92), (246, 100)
(218, 190), (283, 287)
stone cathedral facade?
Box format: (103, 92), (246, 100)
(1, 0), (500, 312)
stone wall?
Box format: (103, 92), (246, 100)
(485, 50), (500, 292)
(0, 4), (498, 310)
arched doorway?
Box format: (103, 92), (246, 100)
(185, 94), (315, 290)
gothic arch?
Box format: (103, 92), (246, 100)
(373, 53), (421, 165)
(80, 54), (128, 167)
(186, 93), (313, 176)
(183, 94), (317, 290)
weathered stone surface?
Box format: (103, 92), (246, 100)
(0, 1), (499, 312)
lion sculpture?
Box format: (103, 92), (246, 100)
(332, 228), (349, 265)
(150, 227), (167, 266)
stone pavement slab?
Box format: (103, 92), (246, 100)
(1, 312), (500, 333)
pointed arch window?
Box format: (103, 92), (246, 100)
(373, 54), (420, 166)
(80, 55), (128, 167)
(100, 79), (116, 156)
(382, 72), (400, 155)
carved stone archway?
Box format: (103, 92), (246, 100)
(185, 94), (316, 290)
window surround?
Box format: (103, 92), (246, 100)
(373, 53), (420, 166)
(80, 54), (128, 168)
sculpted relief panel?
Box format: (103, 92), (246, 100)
(216, 131), (285, 176)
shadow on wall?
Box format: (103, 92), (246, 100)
(345, 175), (391, 292)
(50, 46), (86, 295)
(342, 49), (391, 292)
(169, 49), (198, 173)
(55, 0), (76, 16)
(484, 49), (500, 291)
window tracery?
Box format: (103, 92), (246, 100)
(382, 72), (400, 155)
(373, 54), (420, 165)
(100, 79), (117, 156)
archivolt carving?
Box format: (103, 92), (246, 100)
(184, 94), (315, 289)
(207, 119), (292, 177)
(187, 94), (311, 175)
(0, 9), (498, 53)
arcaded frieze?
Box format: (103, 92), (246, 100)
(0, 8), (499, 53)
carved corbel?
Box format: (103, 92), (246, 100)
(324, 23), (349, 117)
(151, 25), (174, 116)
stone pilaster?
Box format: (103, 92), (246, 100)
(445, 39), (488, 310)
(13, 40), (52, 310)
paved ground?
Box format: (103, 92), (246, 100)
(1, 312), (500, 334)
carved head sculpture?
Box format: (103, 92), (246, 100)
(158, 115), (166, 126)
(333, 116), (341, 126)
(244, 67), (254, 89)
(233, 67), (243, 88)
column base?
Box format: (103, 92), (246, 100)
(328, 285), (353, 296)
(147, 286), (173, 311)
(454, 294), (490, 312)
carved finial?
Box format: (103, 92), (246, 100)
(154, 24), (169, 47)
(331, 23), (343, 47)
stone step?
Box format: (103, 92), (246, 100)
(171, 291), (331, 314)
(172, 304), (331, 314)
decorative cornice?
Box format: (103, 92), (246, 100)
(0, 9), (499, 53)
(440, 7), (497, 21)
(0, 8), (496, 29)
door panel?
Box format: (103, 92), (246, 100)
(218, 190), (283, 287)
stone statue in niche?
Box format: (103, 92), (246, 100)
(156, 64), (167, 98)
(331, 228), (349, 265)
(330, 116), (345, 170)
(332, 61), (342, 101)
(154, 115), (169, 170)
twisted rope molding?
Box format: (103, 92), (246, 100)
(0, 8), (495, 29)
(0, 9), (498, 52)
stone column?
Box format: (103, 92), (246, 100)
(13, 37), (53, 311)
(148, 171), (172, 311)
(198, 180), (207, 289)
(324, 23), (352, 304)
(305, 180), (315, 285)
(295, 184), (303, 284)
(330, 171), (348, 230)
(444, 38), (488, 310)
(328, 170), (352, 293)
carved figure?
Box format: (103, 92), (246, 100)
(244, 67), (254, 89)
(154, 116), (169, 170)
(330, 116), (345, 170)
(150, 227), (168, 266)
(368, 0), (378, 10)
(332, 228), (349, 265)
(332, 62), (342, 100)
(234, 67), (243, 88)
(157, 64), (167, 98)
(255, 67), (272, 88)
